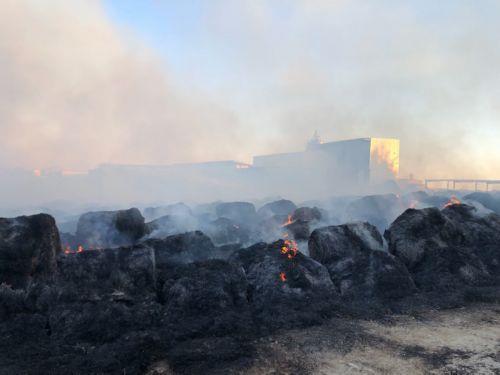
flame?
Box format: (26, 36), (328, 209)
(280, 239), (298, 259)
(63, 245), (85, 254)
(278, 239), (299, 283)
(370, 139), (400, 177)
(281, 215), (294, 227)
(443, 196), (461, 209)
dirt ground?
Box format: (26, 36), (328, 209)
(242, 303), (500, 375)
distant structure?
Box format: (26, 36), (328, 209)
(253, 137), (400, 194)
(306, 130), (323, 151)
(17, 135), (401, 204)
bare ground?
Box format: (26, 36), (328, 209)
(238, 303), (500, 375)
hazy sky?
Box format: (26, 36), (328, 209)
(1, 0), (500, 179)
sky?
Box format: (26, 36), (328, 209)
(1, 0), (500, 179)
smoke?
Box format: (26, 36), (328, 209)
(200, 0), (500, 179)
(0, 0), (249, 170)
(1, 0), (499, 209)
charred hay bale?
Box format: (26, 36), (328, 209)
(284, 219), (310, 241)
(0, 214), (61, 289)
(202, 217), (250, 246)
(75, 208), (147, 249)
(0, 284), (28, 320)
(145, 214), (198, 239)
(229, 240), (336, 330)
(56, 245), (156, 300)
(309, 223), (416, 300)
(291, 206), (322, 222)
(215, 202), (257, 225)
(384, 207), (461, 269)
(257, 199), (297, 219)
(142, 231), (216, 267)
(48, 299), (161, 345)
(464, 192), (500, 214)
(309, 222), (384, 263)
(344, 194), (405, 233)
(143, 202), (192, 221)
(253, 214), (288, 243)
(160, 259), (252, 340)
(384, 205), (500, 291)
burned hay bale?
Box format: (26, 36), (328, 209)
(0, 213), (61, 288)
(309, 222), (416, 300)
(384, 204), (500, 291)
(75, 208), (147, 249)
(230, 240), (337, 330)
(257, 199), (297, 219)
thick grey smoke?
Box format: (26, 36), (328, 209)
(201, 0), (500, 179)
(0, 0), (251, 171)
(0, 0), (499, 209)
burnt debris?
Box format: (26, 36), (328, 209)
(1, 195), (500, 373)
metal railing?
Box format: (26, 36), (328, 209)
(424, 179), (500, 191)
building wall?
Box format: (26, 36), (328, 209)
(252, 138), (374, 197)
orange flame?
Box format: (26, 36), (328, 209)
(278, 239), (299, 285)
(64, 245), (85, 254)
(280, 239), (299, 260)
(281, 215), (294, 227)
(443, 196), (461, 209)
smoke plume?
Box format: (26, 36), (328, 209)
(0, 0), (499, 204)
(0, 0), (248, 170)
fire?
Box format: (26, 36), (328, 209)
(369, 138), (400, 177)
(63, 245), (85, 254)
(443, 195), (461, 209)
(281, 239), (298, 259)
(281, 215), (294, 227)
(278, 239), (299, 282)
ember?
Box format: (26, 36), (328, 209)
(281, 239), (298, 259)
(63, 245), (85, 254)
(278, 239), (299, 281)
(281, 214), (294, 227)
(443, 195), (461, 209)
